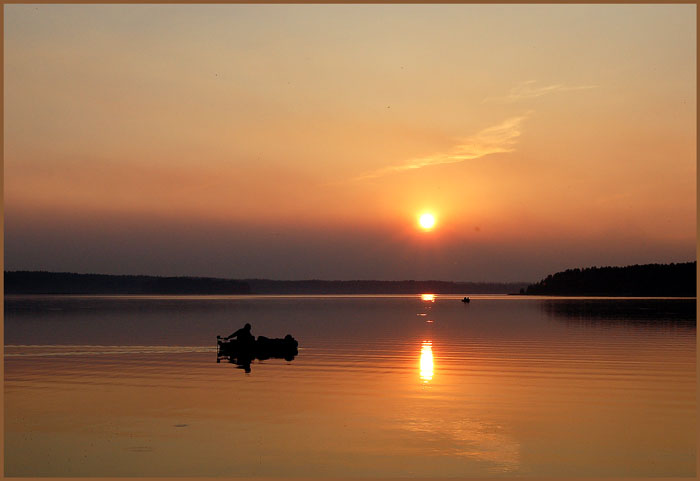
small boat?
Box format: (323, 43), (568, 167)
(217, 334), (299, 362)
(461, 297), (470, 303)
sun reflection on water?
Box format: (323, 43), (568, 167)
(420, 341), (434, 382)
(421, 293), (435, 302)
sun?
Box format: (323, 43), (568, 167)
(418, 213), (436, 230)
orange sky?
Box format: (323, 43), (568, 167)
(4, 4), (696, 281)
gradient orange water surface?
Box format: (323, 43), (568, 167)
(4, 295), (695, 477)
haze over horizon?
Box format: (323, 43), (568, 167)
(4, 4), (696, 282)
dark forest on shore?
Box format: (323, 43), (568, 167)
(523, 262), (696, 297)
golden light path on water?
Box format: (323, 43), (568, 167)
(419, 341), (433, 382)
(420, 293), (435, 302)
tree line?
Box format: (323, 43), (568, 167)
(523, 262), (696, 296)
(4, 271), (528, 295)
(4, 271), (251, 295)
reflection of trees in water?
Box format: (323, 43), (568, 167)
(541, 299), (696, 328)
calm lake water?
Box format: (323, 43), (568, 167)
(4, 295), (696, 477)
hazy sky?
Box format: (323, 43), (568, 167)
(4, 4), (696, 281)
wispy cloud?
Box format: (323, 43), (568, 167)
(355, 114), (530, 181)
(484, 80), (597, 104)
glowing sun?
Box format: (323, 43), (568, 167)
(419, 213), (436, 230)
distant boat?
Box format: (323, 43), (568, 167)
(461, 297), (470, 303)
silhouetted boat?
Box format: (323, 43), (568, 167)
(217, 334), (299, 362)
(461, 297), (470, 303)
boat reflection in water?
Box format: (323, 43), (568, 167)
(420, 340), (434, 382)
(217, 336), (298, 374)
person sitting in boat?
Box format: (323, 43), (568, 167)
(226, 323), (255, 345)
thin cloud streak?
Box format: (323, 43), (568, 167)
(484, 80), (597, 103)
(355, 114), (530, 181)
